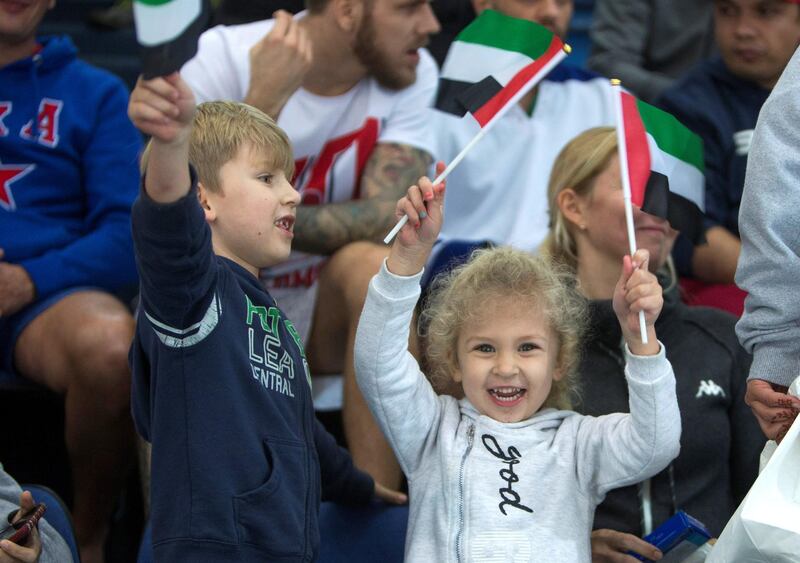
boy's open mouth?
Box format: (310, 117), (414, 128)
(275, 216), (294, 233)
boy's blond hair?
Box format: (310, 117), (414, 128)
(421, 246), (586, 411)
(141, 101), (294, 193)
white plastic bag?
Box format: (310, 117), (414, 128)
(706, 377), (800, 563)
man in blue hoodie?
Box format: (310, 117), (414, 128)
(0, 2), (141, 562)
(658, 0), (800, 293)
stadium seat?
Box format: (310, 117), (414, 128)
(24, 484), (81, 563)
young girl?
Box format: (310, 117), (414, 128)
(354, 165), (682, 562)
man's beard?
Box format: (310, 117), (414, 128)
(353, 14), (417, 90)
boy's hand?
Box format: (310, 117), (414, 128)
(128, 72), (195, 143)
(386, 161), (446, 277)
(613, 249), (661, 356)
(374, 482), (408, 505)
(0, 491), (42, 563)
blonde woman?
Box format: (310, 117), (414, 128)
(544, 126), (763, 561)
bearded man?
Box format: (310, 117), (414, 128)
(181, 0), (440, 488)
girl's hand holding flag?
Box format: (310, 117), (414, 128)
(386, 162), (447, 277)
(613, 248), (662, 356)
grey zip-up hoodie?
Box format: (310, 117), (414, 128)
(355, 263), (682, 562)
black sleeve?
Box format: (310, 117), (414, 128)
(313, 418), (374, 505)
(131, 167), (217, 327)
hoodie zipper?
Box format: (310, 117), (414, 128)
(456, 423), (475, 563)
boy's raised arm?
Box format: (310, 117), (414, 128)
(128, 72), (196, 203)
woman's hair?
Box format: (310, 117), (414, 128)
(540, 126), (677, 287)
(541, 126), (618, 272)
(421, 246), (586, 411)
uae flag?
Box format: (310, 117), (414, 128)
(436, 10), (568, 129)
(616, 88), (706, 244)
(133, 0), (209, 79)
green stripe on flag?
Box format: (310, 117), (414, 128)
(456, 9), (553, 60)
(135, 0), (174, 5)
(636, 99), (705, 173)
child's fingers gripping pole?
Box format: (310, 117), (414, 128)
(383, 125), (491, 244)
(611, 78), (647, 344)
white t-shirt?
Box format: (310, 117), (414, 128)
(431, 68), (616, 253)
(182, 16), (438, 340)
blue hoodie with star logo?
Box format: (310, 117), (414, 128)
(0, 35), (141, 302)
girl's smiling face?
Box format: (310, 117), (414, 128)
(452, 296), (562, 423)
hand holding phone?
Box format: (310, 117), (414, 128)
(0, 491), (44, 563)
(0, 502), (45, 545)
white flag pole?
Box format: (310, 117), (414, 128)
(611, 79), (648, 345)
(383, 46), (569, 245)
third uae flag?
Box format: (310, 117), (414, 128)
(616, 89), (707, 244)
(133, 0), (209, 79)
(435, 10), (568, 129)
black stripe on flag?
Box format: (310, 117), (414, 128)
(435, 76), (502, 118)
(641, 170), (705, 245)
(140, 0), (210, 79)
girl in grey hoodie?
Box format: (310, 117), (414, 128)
(354, 166), (682, 562)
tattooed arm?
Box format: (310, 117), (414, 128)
(292, 142), (433, 255)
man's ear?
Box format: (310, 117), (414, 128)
(556, 188), (586, 231)
(331, 0), (364, 34)
(197, 182), (216, 222)
(471, 0), (493, 15)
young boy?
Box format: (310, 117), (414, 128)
(127, 73), (402, 563)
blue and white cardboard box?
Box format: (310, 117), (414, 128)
(631, 511), (712, 563)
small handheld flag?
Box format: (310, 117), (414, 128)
(611, 80), (706, 344)
(384, 10), (569, 244)
(133, 0), (209, 79)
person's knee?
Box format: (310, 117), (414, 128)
(324, 241), (388, 309)
(69, 308), (134, 411)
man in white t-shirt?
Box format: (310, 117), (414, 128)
(182, 0), (440, 488)
(431, 0), (616, 254)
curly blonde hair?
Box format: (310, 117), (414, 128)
(420, 246), (586, 411)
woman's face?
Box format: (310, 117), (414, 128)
(577, 154), (678, 272)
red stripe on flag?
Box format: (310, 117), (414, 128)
(472, 37), (563, 128)
(620, 91), (650, 208)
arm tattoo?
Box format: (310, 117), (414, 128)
(292, 142), (432, 255)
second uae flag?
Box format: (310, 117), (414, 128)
(435, 9), (567, 128)
(133, 0), (209, 79)
(617, 88), (706, 244)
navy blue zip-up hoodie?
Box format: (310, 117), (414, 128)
(0, 36), (140, 300)
(657, 57), (769, 276)
(129, 176), (373, 562)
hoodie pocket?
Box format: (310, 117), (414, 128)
(233, 437), (309, 556)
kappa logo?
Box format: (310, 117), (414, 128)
(696, 379), (726, 399)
